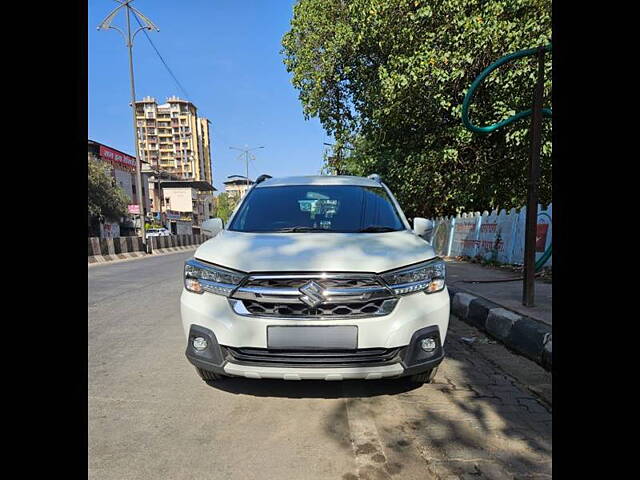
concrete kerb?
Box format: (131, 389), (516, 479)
(451, 292), (475, 319)
(88, 246), (198, 267)
(88, 233), (203, 265)
(88, 252), (147, 264)
(447, 286), (552, 371)
(150, 245), (197, 255)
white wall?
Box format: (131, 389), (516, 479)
(164, 187), (195, 212)
(430, 203), (552, 267)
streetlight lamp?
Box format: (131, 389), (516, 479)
(229, 145), (264, 192)
(97, 0), (159, 248)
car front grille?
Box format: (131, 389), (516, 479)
(229, 272), (398, 318)
(242, 298), (397, 317)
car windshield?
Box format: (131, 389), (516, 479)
(228, 185), (406, 233)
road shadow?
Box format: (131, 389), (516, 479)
(320, 320), (552, 478)
(204, 376), (422, 399)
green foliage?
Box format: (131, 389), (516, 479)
(214, 193), (239, 224)
(282, 0), (551, 217)
(88, 158), (129, 222)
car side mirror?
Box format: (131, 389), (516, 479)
(201, 218), (224, 237)
(413, 217), (433, 240)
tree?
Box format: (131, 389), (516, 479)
(282, 0), (551, 217)
(213, 192), (239, 224)
(88, 158), (129, 228)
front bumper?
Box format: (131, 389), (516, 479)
(185, 324), (445, 380)
(181, 286), (449, 380)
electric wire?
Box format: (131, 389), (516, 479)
(131, 10), (240, 165)
(132, 11), (191, 101)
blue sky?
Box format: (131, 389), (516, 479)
(88, 0), (332, 192)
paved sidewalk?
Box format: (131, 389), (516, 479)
(444, 260), (552, 370)
(446, 260), (551, 326)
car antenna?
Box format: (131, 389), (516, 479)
(255, 174), (272, 184)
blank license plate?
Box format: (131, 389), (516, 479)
(267, 326), (358, 350)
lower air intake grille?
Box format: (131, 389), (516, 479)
(225, 347), (402, 366)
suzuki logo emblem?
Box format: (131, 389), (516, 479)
(298, 281), (325, 308)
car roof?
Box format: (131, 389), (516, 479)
(255, 175), (382, 188)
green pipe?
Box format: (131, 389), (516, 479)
(461, 44), (552, 134)
(461, 44), (553, 271)
(535, 245), (552, 271)
(534, 211), (552, 271)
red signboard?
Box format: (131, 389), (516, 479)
(128, 204), (140, 214)
(536, 223), (549, 252)
(99, 145), (136, 171)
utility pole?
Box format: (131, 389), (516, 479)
(98, 0), (159, 249)
(230, 145), (264, 193)
(522, 46), (546, 306)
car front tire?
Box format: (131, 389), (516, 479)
(195, 367), (224, 381)
(409, 366), (438, 384)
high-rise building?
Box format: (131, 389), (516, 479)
(198, 118), (213, 186)
(134, 96), (212, 184)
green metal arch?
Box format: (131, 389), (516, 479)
(461, 44), (552, 134)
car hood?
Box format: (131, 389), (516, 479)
(193, 229), (436, 273)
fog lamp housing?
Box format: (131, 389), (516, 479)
(420, 337), (437, 352)
(192, 337), (208, 351)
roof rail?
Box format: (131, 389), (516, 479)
(367, 173), (382, 183)
(255, 174), (272, 184)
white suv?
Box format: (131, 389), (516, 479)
(180, 175), (449, 384)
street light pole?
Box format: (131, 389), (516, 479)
(98, 0), (159, 249)
(229, 145), (264, 193)
(124, 6), (147, 245)
(245, 151), (250, 188)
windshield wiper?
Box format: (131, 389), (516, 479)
(272, 226), (331, 232)
(358, 225), (399, 233)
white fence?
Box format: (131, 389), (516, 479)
(429, 203), (552, 267)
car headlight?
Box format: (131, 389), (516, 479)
(380, 258), (446, 295)
(184, 259), (245, 296)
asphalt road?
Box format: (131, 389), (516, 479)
(88, 252), (552, 480)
